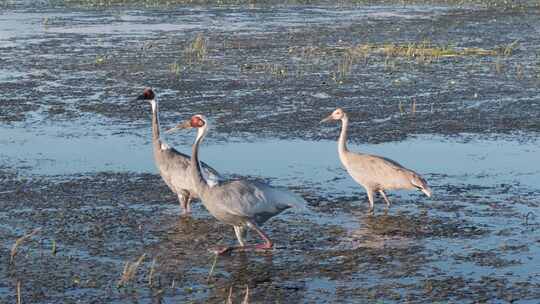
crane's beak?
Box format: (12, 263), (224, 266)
(320, 114), (334, 123)
(130, 94), (145, 104)
(166, 120), (192, 134)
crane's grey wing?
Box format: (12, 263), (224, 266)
(370, 154), (410, 172)
(216, 180), (306, 222)
(346, 153), (407, 173)
(345, 153), (420, 187)
(374, 155), (428, 183)
(372, 155), (431, 195)
(251, 182), (307, 210)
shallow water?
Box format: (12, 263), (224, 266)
(2, 122), (540, 189)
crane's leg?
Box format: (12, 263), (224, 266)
(366, 189), (375, 213)
(178, 190), (192, 216)
(379, 190), (391, 207)
(246, 221), (273, 250)
(233, 225), (247, 246)
(210, 222), (272, 255)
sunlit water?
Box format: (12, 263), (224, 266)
(1, 124), (538, 190)
(0, 6), (449, 45)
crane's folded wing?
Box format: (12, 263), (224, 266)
(216, 180), (307, 220)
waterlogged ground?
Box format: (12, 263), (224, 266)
(1, 1), (540, 303)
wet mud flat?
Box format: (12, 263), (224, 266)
(1, 1), (540, 303)
(1, 2), (540, 142)
(1, 163), (540, 303)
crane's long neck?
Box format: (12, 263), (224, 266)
(190, 126), (210, 196)
(338, 115), (350, 156)
(150, 100), (160, 144)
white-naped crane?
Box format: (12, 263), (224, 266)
(321, 108), (432, 212)
(133, 88), (221, 215)
(167, 114), (306, 255)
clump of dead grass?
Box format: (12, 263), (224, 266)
(185, 33), (207, 64)
(117, 253), (146, 288)
(10, 228), (42, 264)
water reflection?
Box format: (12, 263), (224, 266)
(225, 285), (250, 304)
(2, 123), (540, 192)
(348, 212), (416, 250)
(206, 252), (281, 303)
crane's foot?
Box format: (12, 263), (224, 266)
(253, 242), (273, 251)
(210, 246), (232, 256)
(179, 191), (192, 217)
(379, 191), (391, 207)
(180, 201), (192, 217)
(210, 242), (273, 255)
(180, 209), (192, 217)
(233, 243), (273, 253)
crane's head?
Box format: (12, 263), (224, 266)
(166, 114), (207, 133)
(167, 114), (209, 143)
(320, 107), (346, 123)
(132, 88), (157, 111)
(134, 88), (155, 102)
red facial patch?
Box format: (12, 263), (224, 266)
(190, 116), (205, 128)
(143, 88), (154, 100)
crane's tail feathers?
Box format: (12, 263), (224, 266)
(267, 186), (308, 211)
(421, 186), (432, 198)
(411, 175), (432, 198)
(285, 191), (308, 210)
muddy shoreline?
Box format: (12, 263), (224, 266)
(1, 169), (539, 302)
